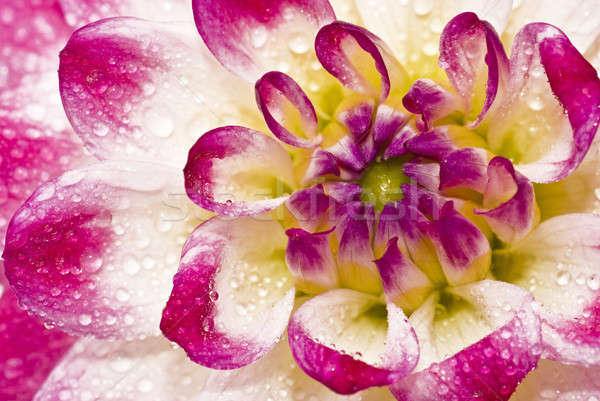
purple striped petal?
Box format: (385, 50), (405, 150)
(439, 12), (510, 126)
(335, 97), (375, 141)
(402, 158), (441, 192)
(373, 104), (409, 147)
(374, 238), (433, 313)
(382, 126), (418, 160)
(439, 147), (489, 195)
(302, 148), (341, 185)
(285, 185), (333, 232)
(192, 0), (335, 81)
(419, 202), (491, 286)
(475, 157), (539, 243)
(391, 280), (542, 401)
(322, 181), (362, 204)
(404, 129), (457, 160)
(2, 162), (195, 339)
(160, 216), (294, 369)
(286, 228), (339, 293)
(315, 22), (393, 100)
(489, 23), (600, 183)
(288, 289), (418, 394)
(256, 71), (321, 149)
(402, 79), (461, 130)
(325, 134), (367, 172)
(184, 126), (295, 216)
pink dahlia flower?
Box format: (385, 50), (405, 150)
(2, 0), (600, 400)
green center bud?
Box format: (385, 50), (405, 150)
(358, 157), (411, 211)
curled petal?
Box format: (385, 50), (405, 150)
(402, 79), (461, 130)
(494, 214), (600, 365)
(439, 12), (510, 125)
(256, 71), (321, 149)
(59, 18), (257, 166)
(288, 289), (418, 394)
(374, 238), (433, 313)
(420, 202), (491, 286)
(335, 97), (375, 141)
(475, 157), (539, 243)
(488, 23), (600, 183)
(160, 217), (294, 369)
(323, 181), (362, 204)
(382, 126), (417, 160)
(286, 228), (338, 293)
(373, 104), (409, 147)
(405, 126), (487, 160)
(0, 290), (75, 401)
(192, 0), (335, 81)
(391, 280), (542, 401)
(325, 134), (367, 172)
(402, 158), (440, 192)
(316, 22), (402, 100)
(3, 162), (200, 338)
(184, 126), (295, 216)
(285, 185), (333, 232)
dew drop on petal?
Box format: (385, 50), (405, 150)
(413, 0), (433, 17)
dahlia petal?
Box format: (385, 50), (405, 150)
(192, 0), (335, 82)
(373, 104), (409, 148)
(285, 185), (333, 232)
(402, 158), (441, 192)
(475, 157), (539, 244)
(355, 0), (512, 79)
(374, 238), (433, 313)
(420, 202), (491, 286)
(286, 228), (339, 293)
(488, 23), (600, 183)
(288, 289), (419, 394)
(405, 126), (488, 160)
(315, 22), (402, 100)
(382, 126), (418, 160)
(391, 280), (542, 401)
(58, 0), (191, 27)
(505, 0), (600, 54)
(402, 79), (461, 130)
(0, 290), (75, 401)
(160, 216), (294, 369)
(35, 335), (377, 401)
(493, 214), (600, 365)
(256, 71), (321, 149)
(510, 359), (600, 401)
(439, 12), (509, 125)
(3, 161), (202, 339)
(302, 148), (341, 185)
(438, 147), (489, 195)
(337, 208), (382, 294)
(335, 97), (375, 141)
(325, 134), (367, 172)
(59, 18), (259, 166)
(323, 181), (363, 204)
(184, 126), (295, 217)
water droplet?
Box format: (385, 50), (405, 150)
(413, 0), (433, 17)
(93, 122), (109, 137)
(78, 314), (92, 326)
(528, 96), (544, 111)
(288, 33), (310, 54)
(146, 112), (175, 138)
(137, 379), (154, 393)
(556, 270), (570, 286)
(587, 275), (600, 290)
(251, 26), (268, 48)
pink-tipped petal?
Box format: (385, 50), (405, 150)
(402, 158), (441, 192)
(489, 23), (600, 183)
(2, 162), (201, 339)
(336, 98), (376, 141)
(391, 280), (542, 401)
(383, 126), (418, 160)
(59, 17), (258, 166)
(256, 71), (321, 149)
(373, 104), (409, 148)
(325, 134), (367, 172)
(286, 228), (338, 292)
(374, 238), (433, 312)
(439, 12), (509, 125)
(405, 129), (457, 160)
(160, 216), (294, 369)
(192, 0), (335, 81)
(493, 214), (600, 366)
(184, 126), (295, 216)
(302, 148), (341, 185)
(286, 185), (333, 232)
(323, 181), (362, 204)
(58, 0), (191, 27)
(315, 22), (393, 100)
(402, 79), (461, 130)
(0, 289), (75, 401)
(475, 157), (539, 243)
(288, 289), (418, 394)
(420, 202), (491, 286)
(438, 147), (489, 194)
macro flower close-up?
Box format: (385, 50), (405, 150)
(2, 0), (600, 400)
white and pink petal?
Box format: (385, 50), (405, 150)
(2, 161), (204, 339)
(160, 216), (294, 369)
